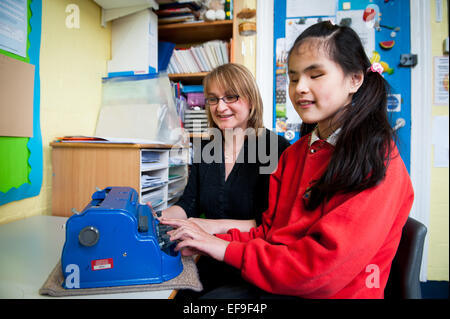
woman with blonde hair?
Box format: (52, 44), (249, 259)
(162, 63), (290, 298)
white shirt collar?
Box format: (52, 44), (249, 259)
(310, 127), (341, 146)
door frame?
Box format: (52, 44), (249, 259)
(409, 0), (432, 282)
(256, 0), (275, 130)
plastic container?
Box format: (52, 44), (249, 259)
(186, 92), (205, 107)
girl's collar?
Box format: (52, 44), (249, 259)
(309, 126), (341, 146)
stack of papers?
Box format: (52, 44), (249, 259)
(141, 175), (165, 188)
(169, 157), (186, 166)
(55, 136), (165, 144)
(142, 152), (160, 163)
(141, 188), (165, 207)
(156, 1), (202, 24)
(184, 109), (208, 133)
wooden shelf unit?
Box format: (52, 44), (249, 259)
(159, 20), (233, 44)
(168, 72), (208, 85)
(51, 142), (188, 217)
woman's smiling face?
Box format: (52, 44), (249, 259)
(206, 83), (251, 131)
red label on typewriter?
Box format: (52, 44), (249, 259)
(91, 258), (114, 271)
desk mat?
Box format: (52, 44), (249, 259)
(39, 256), (202, 297)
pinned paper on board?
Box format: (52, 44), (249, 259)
(434, 56), (449, 105)
(0, 0), (28, 57)
(432, 116), (449, 168)
(387, 94), (401, 112)
(337, 10), (375, 58)
(0, 54), (35, 137)
(286, 0), (336, 18)
(285, 17), (335, 52)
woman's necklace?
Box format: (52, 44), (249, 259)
(224, 149), (236, 161)
(224, 130), (245, 162)
(224, 141), (243, 162)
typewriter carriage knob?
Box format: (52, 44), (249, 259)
(78, 226), (100, 247)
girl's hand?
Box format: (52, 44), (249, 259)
(186, 217), (224, 234)
(160, 218), (230, 261)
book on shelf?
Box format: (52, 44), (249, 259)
(158, 13), (196, 24)
(157, 1), (203, 12)
(181, 84), (203, 93)
(225, 0), (232, 20)
(158, 41), (176, 72)
(168, 40), (230, 74)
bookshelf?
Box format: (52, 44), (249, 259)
(159, 11), (237, 138)
(158, 18), (236, 85)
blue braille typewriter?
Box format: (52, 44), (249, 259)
(61, 186), (182, 289)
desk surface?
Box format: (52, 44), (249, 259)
(50, 141), (189, 149)
(0, 215), (174, 299)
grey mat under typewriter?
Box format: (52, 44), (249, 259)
(39, 256), (202, 297)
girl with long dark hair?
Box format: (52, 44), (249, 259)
(161, 21), (414, 299)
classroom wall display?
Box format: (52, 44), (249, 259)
(273, 0), (412, 171)
(0, 0), (43, 206)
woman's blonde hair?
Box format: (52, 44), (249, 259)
(203, 63), (264, 132)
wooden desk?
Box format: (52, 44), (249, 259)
(0, 215), (175, 299)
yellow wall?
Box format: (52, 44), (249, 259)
(427, 0), (449, 281)
(0, 0), (110, 224)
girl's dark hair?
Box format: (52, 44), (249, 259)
(288, 21), (396, 211)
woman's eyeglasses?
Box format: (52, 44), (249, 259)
(205, 95), (239, 106)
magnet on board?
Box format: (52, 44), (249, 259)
(379, 40), (395, 50)
(339, 18), (352, 27)
(380, 61), (394, 75)
(380, 24), (400, 31)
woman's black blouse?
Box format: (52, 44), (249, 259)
(176, 128), (291, 225)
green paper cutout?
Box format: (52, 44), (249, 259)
(0, 137), (31, 192)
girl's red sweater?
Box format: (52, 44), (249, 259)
(216, 134), (414, 299)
